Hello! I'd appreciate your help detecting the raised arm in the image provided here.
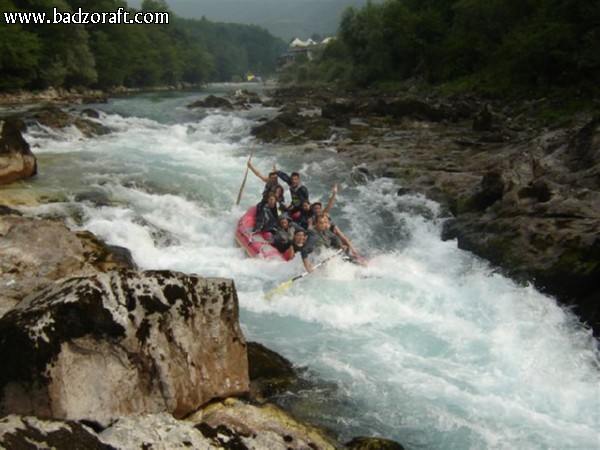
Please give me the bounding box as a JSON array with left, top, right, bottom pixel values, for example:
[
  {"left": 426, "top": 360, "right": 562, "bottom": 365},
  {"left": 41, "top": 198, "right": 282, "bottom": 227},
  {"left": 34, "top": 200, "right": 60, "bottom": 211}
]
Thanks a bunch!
[
  {"left": 248, "top": 160, "right": 268, "bottom": 183},
  {"left": 323, "top": 184, "right": 338, "bottom": 216},
  {"left": 277, "top": 170, "right": 291, "bottom": 186}
]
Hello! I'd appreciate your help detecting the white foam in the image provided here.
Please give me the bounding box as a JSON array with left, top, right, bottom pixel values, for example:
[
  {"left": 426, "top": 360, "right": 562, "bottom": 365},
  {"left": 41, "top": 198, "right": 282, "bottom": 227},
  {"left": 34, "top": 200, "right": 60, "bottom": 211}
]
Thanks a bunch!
[{"left": 19, "top": 90, "right": 598, "bottom": 450}]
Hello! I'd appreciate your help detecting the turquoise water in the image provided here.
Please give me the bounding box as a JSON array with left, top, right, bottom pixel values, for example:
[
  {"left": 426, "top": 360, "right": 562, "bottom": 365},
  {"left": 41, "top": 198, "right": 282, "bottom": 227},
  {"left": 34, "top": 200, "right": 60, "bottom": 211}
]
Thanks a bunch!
[{"left": 16, "top": 86, "right": 600, "bottom": 449}]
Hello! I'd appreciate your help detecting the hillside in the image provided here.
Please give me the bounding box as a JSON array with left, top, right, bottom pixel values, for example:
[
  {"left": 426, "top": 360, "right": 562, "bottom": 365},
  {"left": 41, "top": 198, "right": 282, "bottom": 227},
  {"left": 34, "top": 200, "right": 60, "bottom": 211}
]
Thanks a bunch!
[{"left": 128, "top": 0, "right": 380, "bottom": 40}]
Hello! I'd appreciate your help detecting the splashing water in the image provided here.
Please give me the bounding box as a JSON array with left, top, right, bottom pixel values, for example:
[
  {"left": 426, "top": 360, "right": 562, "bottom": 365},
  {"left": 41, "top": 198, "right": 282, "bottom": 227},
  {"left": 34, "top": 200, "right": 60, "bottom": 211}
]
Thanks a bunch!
[{"left": 12, "top": 88, "right": 599, "bottom": 449}]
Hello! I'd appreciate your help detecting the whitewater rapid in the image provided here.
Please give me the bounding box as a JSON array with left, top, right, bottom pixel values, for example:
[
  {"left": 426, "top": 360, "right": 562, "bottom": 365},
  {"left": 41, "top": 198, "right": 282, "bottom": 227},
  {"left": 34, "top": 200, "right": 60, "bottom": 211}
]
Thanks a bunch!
[{"left": 12, "top": 87, "right": 600, "bottom": 449}]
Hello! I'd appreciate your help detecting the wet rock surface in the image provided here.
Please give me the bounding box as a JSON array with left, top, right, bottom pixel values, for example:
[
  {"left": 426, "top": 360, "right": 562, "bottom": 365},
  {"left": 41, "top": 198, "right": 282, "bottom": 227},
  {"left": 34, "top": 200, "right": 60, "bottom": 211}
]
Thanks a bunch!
[
  {"left": 0, "top": 399, "right": 344, "bottom": 450},
  {"left": 0, "top": 117, "right": 37, "bottom": 185},
  {"left": 0, "top": 415, "right": 114, "bottom": 450},
  {"left": 1, "top": 86, "right": 590, "bottom": 447},
  {"left": 0, "top": 270, "right": 249, "bottom": 427},
  {"left": 188, "top": 94, "right": 233, "bottom": 110},
  {"left": 254, "top": 87, "right": 600, "bottom": 335},
  {"left": 0, "top": 215, "right": 134, "bottom": 318},
  {"left": 28, "top": 106, "right": 110, "bottom": 137},
  {"left": 0, "top": 207, "right": 403, "bottom": 449},
  {"left": 247, "top": 341, "right": 298, "bottom": 400}
]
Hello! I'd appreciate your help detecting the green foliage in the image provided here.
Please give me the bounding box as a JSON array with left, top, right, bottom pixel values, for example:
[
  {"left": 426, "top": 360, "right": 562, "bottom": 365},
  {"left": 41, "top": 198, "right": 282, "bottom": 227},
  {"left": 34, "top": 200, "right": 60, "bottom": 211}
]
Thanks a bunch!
[
  {"left": 0, "top": 0, "right": 285, "bottom": 92},
  {"left": 177, "top": 18, "right": 285, "bottom": 82},
  {"left": 0, "top": 21, "right": 41, "bottom": 89},
  {"left": 293, "top": 0, "right": 600, "bottom": 98}
]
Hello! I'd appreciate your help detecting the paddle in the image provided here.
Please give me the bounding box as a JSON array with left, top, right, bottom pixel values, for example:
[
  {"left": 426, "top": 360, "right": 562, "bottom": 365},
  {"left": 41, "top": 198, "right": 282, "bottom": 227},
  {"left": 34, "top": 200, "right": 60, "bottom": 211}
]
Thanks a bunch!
[
  {"left": 236, "top": 143, "right": 256, "bottom": 205},
  {"left": 265, "top": 248, "right": 344, "bottom": 299}
]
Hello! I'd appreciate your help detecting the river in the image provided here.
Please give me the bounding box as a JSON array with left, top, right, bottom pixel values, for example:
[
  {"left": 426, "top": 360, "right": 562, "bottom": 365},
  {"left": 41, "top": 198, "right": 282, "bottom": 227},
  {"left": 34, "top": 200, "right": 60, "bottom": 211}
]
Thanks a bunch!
[{"left": 13, "top": 86, "right": 600, "bottom": 449}]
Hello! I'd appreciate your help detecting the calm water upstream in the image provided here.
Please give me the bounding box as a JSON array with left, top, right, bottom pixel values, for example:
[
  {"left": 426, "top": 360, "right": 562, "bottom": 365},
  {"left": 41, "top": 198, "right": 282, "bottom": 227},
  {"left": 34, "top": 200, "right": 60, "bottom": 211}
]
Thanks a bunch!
[{"left": 10, "top": 86, "right": 599, "bottom": 449}]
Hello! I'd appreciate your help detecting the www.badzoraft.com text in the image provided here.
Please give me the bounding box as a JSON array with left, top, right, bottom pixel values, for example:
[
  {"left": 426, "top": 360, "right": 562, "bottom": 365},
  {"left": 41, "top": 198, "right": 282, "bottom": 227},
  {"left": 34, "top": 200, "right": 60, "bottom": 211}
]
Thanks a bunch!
[{"left": 3, "top": 7, "right": 169, "bottom": 25}]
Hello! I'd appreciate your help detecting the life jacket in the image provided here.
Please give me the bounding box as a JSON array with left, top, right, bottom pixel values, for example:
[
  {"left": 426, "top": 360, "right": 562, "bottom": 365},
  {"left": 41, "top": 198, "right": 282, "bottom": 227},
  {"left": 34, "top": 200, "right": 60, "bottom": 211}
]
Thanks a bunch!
[
  {"left": 296, "top": 209, "right": 313, "bottom": 229},
  {"left": 309, "top": 228, "right": 340, "bottom": 251},
  {"left": 254, "top": 204, "right": 278, "bottom": 233},
  {"left": 262, "top": 182, "right": 282, "bottom": 202},
  {"left": 289, "top": 185, "right": 309, "bottom": 211}
]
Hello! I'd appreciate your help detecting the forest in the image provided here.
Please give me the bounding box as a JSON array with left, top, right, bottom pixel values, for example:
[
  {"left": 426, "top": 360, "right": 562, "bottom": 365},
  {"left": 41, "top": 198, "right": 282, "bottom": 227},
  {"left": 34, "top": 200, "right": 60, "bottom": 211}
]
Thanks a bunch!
[
  {"left": 283, "top": 0, "right": 599, "bottom": 98},
  {"left": 2, "top": 0, "right": 598, "bottom": 99},
  {"left": 0, "top": 0, "right": 286, "bottom": 91}
]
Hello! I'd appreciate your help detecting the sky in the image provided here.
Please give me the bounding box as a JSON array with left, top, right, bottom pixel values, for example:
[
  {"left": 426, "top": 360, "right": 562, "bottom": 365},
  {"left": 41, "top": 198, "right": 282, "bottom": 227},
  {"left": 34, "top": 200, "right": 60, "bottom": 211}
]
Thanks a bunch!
[{"left": 127, "top": 0, "right": 377, "bottom": 40}]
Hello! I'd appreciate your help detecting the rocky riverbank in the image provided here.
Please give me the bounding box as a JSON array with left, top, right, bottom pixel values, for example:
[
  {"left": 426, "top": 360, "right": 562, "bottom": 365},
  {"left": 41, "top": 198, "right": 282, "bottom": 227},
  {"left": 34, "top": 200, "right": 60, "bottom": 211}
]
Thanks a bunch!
[
  {"left": 2, "top": 87, "right": 598, "bottom": 333},
  {"left": 251, "top": 86, "right": 599, "bottom": 337},
  {"left": 0, "top": 85, "right": 596, "bottom": 448},
  {"left": 0, "top": 211, "right": 403, "bottom": 449},
  {"left": 0, "top": 98, "right": 407, "bottom": 448}
]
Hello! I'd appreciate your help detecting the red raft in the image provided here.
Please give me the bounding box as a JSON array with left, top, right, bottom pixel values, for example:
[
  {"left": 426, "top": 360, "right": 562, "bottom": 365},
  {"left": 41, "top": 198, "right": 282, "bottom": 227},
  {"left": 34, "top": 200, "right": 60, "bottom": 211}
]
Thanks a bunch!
[{"left": 235, "top": 206, "right": 293, "bottom": 261}]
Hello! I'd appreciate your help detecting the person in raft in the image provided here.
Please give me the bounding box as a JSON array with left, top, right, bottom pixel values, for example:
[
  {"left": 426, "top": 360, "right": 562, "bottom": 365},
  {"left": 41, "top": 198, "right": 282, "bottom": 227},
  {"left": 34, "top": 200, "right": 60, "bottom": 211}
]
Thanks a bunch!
[
  {"left": 274, "top": 185, "right": 288, "bottom": 215},
  {"left": 295, "top": 199, "right": 314, "bottom": 230},
  {"left": 311, "top": 185, "right": 360, "bottom": 258},
  {"left": 253, "top": 192, "right": 279, "bottom": 234},
  {"left": 277, "top": 169, "right": 309, "bottom": 214},
  {"left": 305, "top": 184, "right": 338, "bottom": 230},
  {"left": 288, "top": 229, "right": 313, "bottom": 272},
  {"left": 299, "top": 214, "right": 347, "bottom": 272},
  {"left": 247, "top": 160, "right": 281, "bottom": 202},
  {"left": 272, "top": 213, "right": 305, "bottom": 253}
]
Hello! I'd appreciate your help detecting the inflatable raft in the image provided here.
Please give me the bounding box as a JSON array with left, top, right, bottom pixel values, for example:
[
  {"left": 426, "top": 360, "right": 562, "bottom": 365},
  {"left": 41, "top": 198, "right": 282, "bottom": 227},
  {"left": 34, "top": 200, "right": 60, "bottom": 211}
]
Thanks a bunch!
[{"left": 235, "top": 206, "right": 293, "bottom": 261}]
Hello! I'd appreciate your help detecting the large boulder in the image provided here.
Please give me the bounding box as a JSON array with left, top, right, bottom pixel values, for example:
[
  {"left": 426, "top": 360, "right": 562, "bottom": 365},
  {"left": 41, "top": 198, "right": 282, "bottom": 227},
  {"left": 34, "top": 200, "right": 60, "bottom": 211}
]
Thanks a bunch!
[
  {"left": 346, "top": 436, "right": 405, "bottom": 450},
  {"left": 0, "top": 415, "right": 112, "bottom": 450},
  {"left": 0, "top": 117, "right": 37, "bottom": 185},
  {"left": 188, "top": 95, "right": 233, "bottom": 110},
  {"left": 247, "top": 341, "right": 297, "bottom": 400},
  {"left": 251, "top": 117, "right": 292, "bottom": 142},
  {"left": 0, "top": 216, "right": 134, "bottom": 318},
  {"left": 0, "top": 399, "right": 341, "bottom": 449},
  {"left": 0, "top": 271, "right": 249, "bottom": 427},
  {"left": 190, "top": 398, "right": 339, "bottom": 449}
]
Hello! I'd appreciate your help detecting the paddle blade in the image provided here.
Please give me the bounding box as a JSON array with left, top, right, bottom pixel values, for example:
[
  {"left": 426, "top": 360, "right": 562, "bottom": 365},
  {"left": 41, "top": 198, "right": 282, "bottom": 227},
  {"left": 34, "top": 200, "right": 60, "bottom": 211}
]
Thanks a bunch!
[
  {"left": 236, "top": 146, "right": 255, "bottom": 205},
  {"left": 265, "top": 280, "right": 293, "bottom": 299},
  {"left": 236, "top": 169, "right": 249, "bottom": 205}
]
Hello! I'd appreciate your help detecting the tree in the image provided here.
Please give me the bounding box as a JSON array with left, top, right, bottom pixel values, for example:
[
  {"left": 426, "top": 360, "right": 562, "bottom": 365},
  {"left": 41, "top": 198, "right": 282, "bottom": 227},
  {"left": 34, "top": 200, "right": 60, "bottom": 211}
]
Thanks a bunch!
[
  {"left": 0, "top": 0, "right": 288, "bottom": 91},
  {"left": 0, "top": 23, "right": 41, "bottom": 90}
]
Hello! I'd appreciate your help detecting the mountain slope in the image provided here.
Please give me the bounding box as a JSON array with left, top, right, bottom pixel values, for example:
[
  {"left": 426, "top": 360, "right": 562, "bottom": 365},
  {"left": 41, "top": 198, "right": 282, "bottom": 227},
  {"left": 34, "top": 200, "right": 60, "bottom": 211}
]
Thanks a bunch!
[{"left": 128, "top": 0, "right": 378, "bottom": 40}]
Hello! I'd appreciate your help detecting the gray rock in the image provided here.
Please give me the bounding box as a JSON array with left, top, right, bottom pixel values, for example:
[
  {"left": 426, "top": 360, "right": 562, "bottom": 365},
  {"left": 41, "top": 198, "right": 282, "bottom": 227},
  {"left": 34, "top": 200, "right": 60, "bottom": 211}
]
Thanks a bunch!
[
  {"left": 29, "top": 106, "right": 109, "bottom": 137},
  {"left": 346, "top": 436, "right": 405, "bottom": 449},
  {"left": 0, "top": 415, "right": 113, "bottom": 450},
  {"left": 190, "top": 398, "right": 339, "bottom": 450},
  {"left": 188, "top": 95, "right": 233, "bottom": 110},
  {"left": 0, "top": 117, "right": 37, "bottom": 185},
  {"left": 11, "top": 398, "right": 341, "bottom": 449},
  {"left": 0, "top": 271, "right": 249, "bottom": 427},
  {"left": 0, "top": 216, "right": 133, "bottom": 319}
]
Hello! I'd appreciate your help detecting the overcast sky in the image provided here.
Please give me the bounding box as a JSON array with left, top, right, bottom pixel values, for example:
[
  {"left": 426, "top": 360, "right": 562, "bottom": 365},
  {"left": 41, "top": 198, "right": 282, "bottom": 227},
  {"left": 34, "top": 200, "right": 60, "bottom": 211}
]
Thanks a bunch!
[{"left": 127, "top": 0, "right": 376, "bottom": 40}]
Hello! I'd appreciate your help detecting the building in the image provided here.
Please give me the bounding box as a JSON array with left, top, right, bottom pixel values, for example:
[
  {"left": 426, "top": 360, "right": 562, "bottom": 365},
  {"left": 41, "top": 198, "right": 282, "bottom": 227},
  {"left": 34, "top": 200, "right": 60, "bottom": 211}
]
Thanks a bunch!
[{"left": 277, "top": 37, "right": 336, "bottom": 69}]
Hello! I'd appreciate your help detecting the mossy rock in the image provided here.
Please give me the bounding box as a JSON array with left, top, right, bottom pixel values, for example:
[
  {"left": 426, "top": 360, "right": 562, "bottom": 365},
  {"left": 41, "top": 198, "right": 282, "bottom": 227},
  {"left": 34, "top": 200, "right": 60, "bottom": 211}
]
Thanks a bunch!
[
  {"left": 303, "top": 123, "right": 331, "bottom": 141},
  {"left": 247, "top": 342, "right": 297, "bottom": 400},
  {"left": 76, "top": 231, "right": 137, "bottom": 272},
  {"left": 30, "top": 107, "right": 108, "bottom": 137},
  {"left": 345, "top": 436, "right": 405, "bottom": 450},
  {"left": 187, "top": 95, "right": 233, "bottom": 110},
  {"left": 251, "top": 119, "right": 292, "bottom": 142}
]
